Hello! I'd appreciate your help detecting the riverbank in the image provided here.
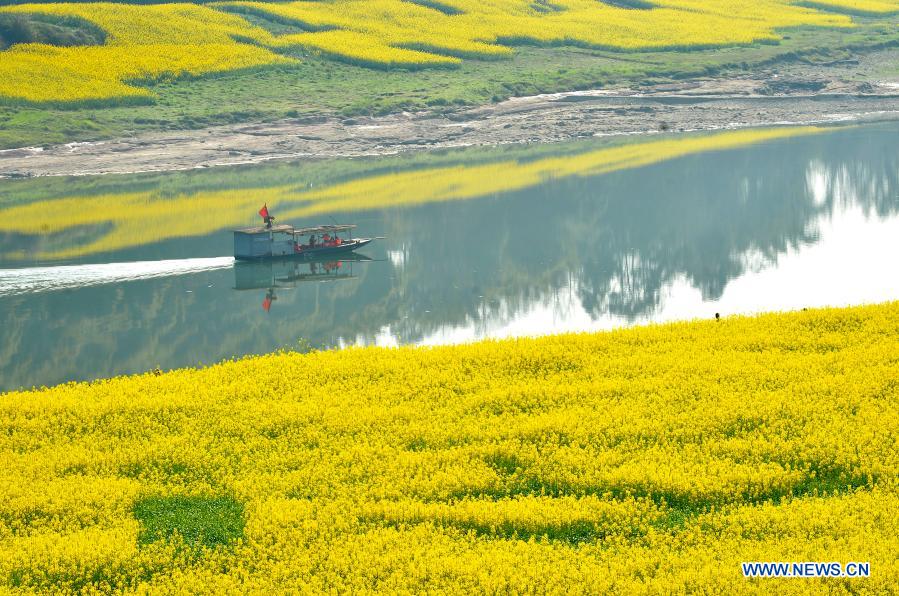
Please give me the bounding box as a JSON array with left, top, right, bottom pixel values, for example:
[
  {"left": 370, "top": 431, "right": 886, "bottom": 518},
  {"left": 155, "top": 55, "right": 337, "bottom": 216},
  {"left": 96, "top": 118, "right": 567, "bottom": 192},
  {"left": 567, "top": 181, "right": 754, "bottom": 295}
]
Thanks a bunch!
[
  {"left": 3, "top": 73, "right": 899, "bottom": 179},
  {"left": 2, "top": 301, "right": 897, "bottom": 592},
  {"left": 2, "top": 39, "right": 899, "bottom": 178}
]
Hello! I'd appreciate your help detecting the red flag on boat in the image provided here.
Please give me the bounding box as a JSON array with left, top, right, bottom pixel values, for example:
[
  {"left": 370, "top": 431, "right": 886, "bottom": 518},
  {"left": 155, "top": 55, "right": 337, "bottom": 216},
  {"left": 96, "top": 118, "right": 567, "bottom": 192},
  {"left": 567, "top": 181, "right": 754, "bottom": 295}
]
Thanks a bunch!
[{"left": 259, "top": 204, "right": 269, "bottom": 219}]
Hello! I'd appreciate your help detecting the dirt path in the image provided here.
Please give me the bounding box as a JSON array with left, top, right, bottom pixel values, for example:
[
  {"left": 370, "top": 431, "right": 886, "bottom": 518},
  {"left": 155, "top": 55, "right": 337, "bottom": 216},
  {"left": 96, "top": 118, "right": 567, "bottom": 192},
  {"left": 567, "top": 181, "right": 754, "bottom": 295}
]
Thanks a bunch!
[{"left": 3, "top": 74, "right": 899, "bottom": 179}]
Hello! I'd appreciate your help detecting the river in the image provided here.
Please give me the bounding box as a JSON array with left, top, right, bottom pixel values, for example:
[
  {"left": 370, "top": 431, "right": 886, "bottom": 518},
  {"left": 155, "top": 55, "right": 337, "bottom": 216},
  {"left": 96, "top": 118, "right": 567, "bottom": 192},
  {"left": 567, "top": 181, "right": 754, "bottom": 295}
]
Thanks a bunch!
[{"left": 1, "top": 123, "right": 897, "bottom": 390}]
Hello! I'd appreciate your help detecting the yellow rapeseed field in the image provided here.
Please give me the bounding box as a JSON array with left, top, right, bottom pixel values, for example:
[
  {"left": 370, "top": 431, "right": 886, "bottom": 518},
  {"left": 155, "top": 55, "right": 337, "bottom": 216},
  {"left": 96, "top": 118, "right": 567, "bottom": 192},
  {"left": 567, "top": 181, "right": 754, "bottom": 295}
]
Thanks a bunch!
[
  {"left": 229, "top": 0, "right": 853, "bottom": 66},
  {"left": 0, "top": 3, "right": 290, "bottom": 103},
  {"left": 1, "top": 302, "right": 897, "bottom": 592},
  {"left": 1, "top": 0, "right": 891, "bottom": 103},
  {"left": 0, "top": 126, "right": 821, "bottom": 259}
]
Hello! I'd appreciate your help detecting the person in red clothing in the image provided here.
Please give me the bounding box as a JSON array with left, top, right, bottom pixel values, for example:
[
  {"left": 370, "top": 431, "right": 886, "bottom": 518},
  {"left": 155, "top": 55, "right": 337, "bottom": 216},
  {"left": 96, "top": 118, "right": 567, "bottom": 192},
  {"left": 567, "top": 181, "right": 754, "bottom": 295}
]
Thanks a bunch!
[{"left": 259, "top": 204, "right": 274, "bottom": 229}]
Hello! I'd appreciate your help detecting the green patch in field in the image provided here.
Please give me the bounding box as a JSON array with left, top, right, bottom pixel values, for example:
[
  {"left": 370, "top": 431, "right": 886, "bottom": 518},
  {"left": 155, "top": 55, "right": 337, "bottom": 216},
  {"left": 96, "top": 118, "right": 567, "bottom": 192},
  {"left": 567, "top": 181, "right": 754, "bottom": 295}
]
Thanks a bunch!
[
  {"left": 448, "top": 457, "right": 880, "bottom": 513},
  {"left": 133, "top": 494, "right": 245, "bottom": 551},
  {"left": 5, "top": 565, "right": 148, "bottom": 594},
  {"left": 464, "top": 517, "right": 640, "bottom": 544},
  {"left": 405, "top": 437, "right": 430, "bottom": 452},
  {"left": 796, "top": 1, "right": 899, "bottom": 17},
  {"left": 789, "top": 466, "right": 877, "bottom": 499},
  {"left": 484, "top": 452, "right": 525, "bottom": 476},
  {"left": 599, "top": 0, "right": 655, "bottom": 9},
  {"left": 405, "top": 0, "right": 464, "bottom": 15},
  {"left": 375, "top": 515, "right": 622, "bottom": 545},
  {"left": 0, "top": 12, "right": 105, "bottom": 50},
  {"left": 530, "top": 0, "right": 566, "bottom": 13},
  {"left": 652, "top": 506, "right": 693, "bottom": 533},
  {"left": 216, "top": 4, "right": 328, "bottom": 35},
  {"left": 118, "top": 460, "right": 219, "bottom": 487}
]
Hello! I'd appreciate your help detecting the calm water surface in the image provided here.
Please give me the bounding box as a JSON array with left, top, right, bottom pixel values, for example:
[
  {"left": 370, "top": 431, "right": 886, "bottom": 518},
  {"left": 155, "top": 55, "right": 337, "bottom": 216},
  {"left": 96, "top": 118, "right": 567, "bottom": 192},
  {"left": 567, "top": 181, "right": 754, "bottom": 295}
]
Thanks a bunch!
[{"left": 1, "top": 123, "right": 898, "bottom": 390}]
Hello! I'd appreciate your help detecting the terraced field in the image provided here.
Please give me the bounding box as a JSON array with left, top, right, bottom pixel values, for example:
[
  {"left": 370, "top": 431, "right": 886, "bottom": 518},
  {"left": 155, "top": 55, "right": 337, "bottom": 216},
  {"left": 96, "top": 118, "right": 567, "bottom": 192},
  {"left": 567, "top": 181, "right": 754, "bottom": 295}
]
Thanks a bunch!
[
  {"left": 1, "top": 0, "right": 897, "bottom": 103},
  {"left": 0, "top": 0, "right": 897, "bottom": 150},
  {"left": 0, "top": 3, "right": 292, "bottom": 103},
  {"left": 1, "top": 302, "right": 897, "bottom": 592}
]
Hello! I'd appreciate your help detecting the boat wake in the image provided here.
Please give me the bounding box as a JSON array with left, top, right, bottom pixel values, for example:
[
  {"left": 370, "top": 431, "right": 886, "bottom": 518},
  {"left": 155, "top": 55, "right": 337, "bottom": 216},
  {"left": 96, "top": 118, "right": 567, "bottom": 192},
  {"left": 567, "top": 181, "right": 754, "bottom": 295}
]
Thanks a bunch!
[{"left": 0, "top": 256, "right": 234, "bottom": 297}]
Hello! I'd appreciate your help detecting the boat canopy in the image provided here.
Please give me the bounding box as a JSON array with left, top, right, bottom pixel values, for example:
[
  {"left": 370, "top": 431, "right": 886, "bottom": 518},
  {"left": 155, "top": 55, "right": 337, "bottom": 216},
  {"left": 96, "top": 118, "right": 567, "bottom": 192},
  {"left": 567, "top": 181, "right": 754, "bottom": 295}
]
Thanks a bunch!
[
  {"left": 233, "top": 224, "right": 356, "bottom": 236},
  {"left": 234, "top": 224, "right": 295, "bottom": 235},
  {"left": 293, "top": 224, "right": 356, "bottom": 236}
]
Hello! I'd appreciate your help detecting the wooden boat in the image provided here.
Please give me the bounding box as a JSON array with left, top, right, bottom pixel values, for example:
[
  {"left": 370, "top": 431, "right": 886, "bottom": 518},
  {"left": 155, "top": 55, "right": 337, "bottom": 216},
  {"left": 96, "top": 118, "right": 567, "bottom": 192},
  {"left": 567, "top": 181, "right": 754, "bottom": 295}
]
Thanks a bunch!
[{"left": 233, "top": 223, "right": 375, "bottom": 261}]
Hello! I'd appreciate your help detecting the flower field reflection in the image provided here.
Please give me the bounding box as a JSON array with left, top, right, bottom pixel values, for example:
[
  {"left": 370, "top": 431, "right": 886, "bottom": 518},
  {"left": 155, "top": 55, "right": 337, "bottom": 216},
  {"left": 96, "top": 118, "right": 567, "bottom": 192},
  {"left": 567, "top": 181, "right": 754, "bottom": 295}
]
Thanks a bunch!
[{"left": 0, "top": 127, "right": 820, "bottom": 260}]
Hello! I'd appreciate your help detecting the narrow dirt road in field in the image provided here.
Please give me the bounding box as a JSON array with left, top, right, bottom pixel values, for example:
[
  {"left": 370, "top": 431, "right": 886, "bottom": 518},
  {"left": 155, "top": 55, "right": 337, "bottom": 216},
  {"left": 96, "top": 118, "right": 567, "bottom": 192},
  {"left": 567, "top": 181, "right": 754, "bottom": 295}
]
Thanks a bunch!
[{"left": 3, "top": 72, "right": 899, "bottom": 178}]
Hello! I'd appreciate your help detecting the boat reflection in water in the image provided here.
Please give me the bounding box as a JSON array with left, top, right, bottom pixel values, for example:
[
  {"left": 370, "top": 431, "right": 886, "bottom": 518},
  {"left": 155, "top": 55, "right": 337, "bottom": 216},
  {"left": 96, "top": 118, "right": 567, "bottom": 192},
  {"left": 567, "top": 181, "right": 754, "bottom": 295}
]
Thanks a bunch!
[{"left": 233, "top": 254, "right": 374, "bottom": 312}]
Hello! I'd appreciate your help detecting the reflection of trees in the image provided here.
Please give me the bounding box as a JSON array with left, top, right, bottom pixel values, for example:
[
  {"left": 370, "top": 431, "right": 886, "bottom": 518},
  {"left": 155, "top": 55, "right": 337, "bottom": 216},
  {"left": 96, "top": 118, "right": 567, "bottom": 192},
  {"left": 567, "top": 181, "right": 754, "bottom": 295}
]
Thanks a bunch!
[
  {"left": 575, "top": 129, "right": 899, "bottom": 317},
  {"left": 2, "top": 126, "right": 898, "bottom": 389},
  {"left": 573, "top": 146, "right": 830, "bottom": 315},
  {"left": 385, "top": 126, "right": 899, "bottom": 329}
]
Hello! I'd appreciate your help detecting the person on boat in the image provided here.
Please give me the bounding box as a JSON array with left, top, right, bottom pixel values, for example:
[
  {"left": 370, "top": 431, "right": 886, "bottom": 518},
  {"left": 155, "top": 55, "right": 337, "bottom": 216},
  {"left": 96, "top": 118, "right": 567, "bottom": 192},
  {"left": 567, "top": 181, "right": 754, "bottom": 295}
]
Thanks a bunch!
[
  {"left": 323, "top": 233, "right": 331, "bottom": 245},
  {"left": 309, "top": 234, "right": 316, "bottom": 248},
  {"left": 259, "top": 204, "right": 274, "bottom": 229}
]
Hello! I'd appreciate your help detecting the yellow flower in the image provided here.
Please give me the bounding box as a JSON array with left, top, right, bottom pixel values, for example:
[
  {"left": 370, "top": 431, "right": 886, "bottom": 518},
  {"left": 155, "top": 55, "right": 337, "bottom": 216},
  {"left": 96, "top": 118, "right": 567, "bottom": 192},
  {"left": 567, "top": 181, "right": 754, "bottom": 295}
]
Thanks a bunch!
[{"left": 1, "top": 302, "right": 897, "bottom": 591}]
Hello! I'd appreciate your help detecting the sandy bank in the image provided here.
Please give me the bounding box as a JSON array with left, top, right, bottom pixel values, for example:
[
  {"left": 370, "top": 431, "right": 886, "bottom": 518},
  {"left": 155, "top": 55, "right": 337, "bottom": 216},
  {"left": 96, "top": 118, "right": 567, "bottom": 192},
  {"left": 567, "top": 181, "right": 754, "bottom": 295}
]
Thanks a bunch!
[{"left": 2, "top": 74, "right": 899, "bottom": 179}]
